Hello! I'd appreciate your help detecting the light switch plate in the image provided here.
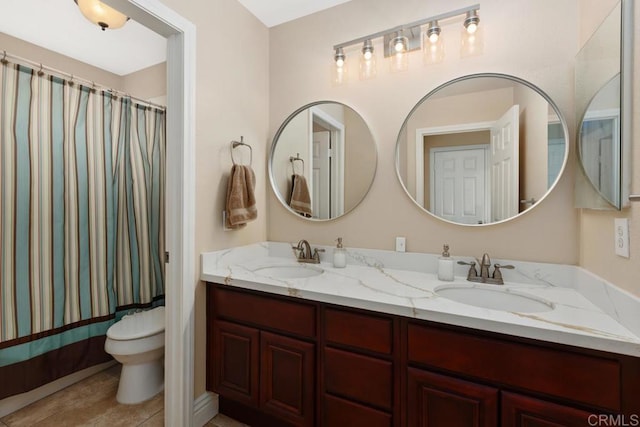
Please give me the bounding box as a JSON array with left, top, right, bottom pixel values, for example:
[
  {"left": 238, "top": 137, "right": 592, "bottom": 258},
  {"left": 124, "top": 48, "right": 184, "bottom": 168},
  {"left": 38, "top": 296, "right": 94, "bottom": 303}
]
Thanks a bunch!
[
  {"left": 614, "top": 218, "right": 630, "bottom": 258},
  {"left": 395, "top": 237, "right": 406, "bottom": 252}
]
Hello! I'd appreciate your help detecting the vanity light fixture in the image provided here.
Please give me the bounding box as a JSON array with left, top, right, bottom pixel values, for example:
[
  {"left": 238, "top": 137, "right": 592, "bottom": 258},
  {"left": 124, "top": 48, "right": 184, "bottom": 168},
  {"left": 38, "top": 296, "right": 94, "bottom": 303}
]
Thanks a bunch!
[
  {"left": 359, "top": 39, "right": 377, "bottom": 80},
  {"left": 331, "top": 4, "right": 480, "bottom": 79},
  {"left": 426, "top": 21, "right": 441, "bottom": 44},
  {"left": 333, "top": 47, "right": 348, "bottom": 85},
  {"left": 464, "top": 9, "right": 480, "bottom": 34},
  {"left": 334, "top": 47, "right": 346, "bottom": 68},
  {"left": 392, "top": 32, "right": 408, "bottom": 53},
  {"left": 74, "top": 0, "right": 129, "bottom": 31},
  {"left": 362, "top": 39, "right": 374, "bottom": 60}
]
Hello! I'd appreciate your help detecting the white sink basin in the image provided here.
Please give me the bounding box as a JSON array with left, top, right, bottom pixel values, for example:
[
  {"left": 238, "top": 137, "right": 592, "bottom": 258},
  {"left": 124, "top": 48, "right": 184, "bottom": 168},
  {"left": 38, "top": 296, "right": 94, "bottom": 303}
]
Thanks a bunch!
[
  {"left": 435, "top": 284, "right": 554, "bottom": 313},
  {"left": 253, "top": 264, "right": 324, "bottom": 279}
]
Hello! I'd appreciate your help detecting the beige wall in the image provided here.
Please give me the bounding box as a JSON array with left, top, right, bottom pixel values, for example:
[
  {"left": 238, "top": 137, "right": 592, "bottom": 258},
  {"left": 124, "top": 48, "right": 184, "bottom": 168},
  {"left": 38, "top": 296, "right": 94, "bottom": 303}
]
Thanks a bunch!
[
  {"left": 158, "top": 0, "right": 269, "bottom": 397},
  {"left": 578, "top": 1, "right": 640, "bottom": 297},
  {"left": 0, "top": 32, "right": 124, "bottom": 92},
  {"left": 122, "top": 62, "right": 166, "bottom": 101},
  {"left": 268, "top": 0, "right": 579, "bottom": 264},
  {"left": 344, "top": 107, "right": 377, "bottom": 211}
]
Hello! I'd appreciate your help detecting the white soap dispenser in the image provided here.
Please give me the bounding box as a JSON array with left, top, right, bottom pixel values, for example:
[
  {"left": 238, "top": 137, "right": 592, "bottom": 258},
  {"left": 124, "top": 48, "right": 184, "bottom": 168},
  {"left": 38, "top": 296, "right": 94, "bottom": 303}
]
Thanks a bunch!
[
  {"left": 333, "top": 237, "right": 347, "bottom": 268},
  {"left": 438, "top": 244, "right": 454, "bottom": 281}
]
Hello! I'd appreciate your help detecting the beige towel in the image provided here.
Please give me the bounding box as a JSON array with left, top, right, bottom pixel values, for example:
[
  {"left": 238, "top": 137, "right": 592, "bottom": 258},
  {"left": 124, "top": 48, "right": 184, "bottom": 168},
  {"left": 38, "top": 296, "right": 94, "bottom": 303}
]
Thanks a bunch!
[
  {"left": 289, "top": 174, "right": 312, "bottom": 217},
  {"left": 225, "top": 165, "right": 257, "bottom": 228}
]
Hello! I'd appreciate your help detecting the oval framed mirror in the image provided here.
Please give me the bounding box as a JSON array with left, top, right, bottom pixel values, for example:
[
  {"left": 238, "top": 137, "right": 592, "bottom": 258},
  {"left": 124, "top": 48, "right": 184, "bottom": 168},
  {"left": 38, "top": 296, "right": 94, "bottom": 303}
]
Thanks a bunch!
[
  {"left": 395, "top": 73, "right": 569, "bottom": 226},
  {"left": 575, "top": 0, "right": 632, "bottom": 210},
  {"left": 269, "top": 101, "right": 377, "bottom": 220}
]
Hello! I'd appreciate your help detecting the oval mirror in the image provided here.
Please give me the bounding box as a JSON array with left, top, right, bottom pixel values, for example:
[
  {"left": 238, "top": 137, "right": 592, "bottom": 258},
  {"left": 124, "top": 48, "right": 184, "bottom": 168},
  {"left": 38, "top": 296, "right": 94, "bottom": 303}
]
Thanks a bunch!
[
  {"left": 395, "top": 73, "right": 568, "bottom": 226},
  {"left": 269, "top": 102, "right": 377, "bottom": 220},
  {"left": 578, "top": 74, "right": 621, "bottom": 207},
  {"left": 575, "top": 0, "right": 631, "bottom": 210}
]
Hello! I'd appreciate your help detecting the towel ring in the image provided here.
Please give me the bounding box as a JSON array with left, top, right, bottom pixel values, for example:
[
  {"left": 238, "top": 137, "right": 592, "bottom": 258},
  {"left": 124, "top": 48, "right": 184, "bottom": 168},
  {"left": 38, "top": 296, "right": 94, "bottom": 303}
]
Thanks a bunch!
[
  {"left": 289, "top": 153, "right": 305, "bottom": 175},
  {"left": 230, "top": 136, "right": 252, "bottom": 166}
]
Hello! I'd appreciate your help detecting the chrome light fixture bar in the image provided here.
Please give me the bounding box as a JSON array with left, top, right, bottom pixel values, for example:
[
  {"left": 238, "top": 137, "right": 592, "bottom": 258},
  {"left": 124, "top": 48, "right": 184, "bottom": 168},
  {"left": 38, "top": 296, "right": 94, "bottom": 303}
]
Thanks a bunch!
[{"left": 333, "top": 4, "right": 480, "bottom": 58}]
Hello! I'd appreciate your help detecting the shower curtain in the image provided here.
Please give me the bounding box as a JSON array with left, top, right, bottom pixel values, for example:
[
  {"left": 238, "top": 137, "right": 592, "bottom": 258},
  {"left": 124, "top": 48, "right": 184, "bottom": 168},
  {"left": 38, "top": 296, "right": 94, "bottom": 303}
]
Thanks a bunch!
[{"left": 0, "top": 62, "right": 165, "bottom": 399}]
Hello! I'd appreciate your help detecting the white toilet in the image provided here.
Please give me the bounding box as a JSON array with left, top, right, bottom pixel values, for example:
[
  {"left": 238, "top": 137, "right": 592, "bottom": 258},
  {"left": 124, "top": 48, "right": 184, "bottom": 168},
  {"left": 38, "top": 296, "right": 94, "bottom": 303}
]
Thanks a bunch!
[{"left": 104, "top": 305, "right": 165, "bottom": 404}]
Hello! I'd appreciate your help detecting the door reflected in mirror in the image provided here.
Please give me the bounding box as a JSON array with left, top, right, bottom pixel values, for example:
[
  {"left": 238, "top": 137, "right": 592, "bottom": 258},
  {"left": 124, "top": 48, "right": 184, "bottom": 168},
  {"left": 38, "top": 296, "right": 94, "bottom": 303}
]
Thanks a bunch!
[
  {"left": 269, "top": 102, "right": 377, "bottom": 220},
  {"left": 396, "top": 73, "right": 568, "bottom": 226}
]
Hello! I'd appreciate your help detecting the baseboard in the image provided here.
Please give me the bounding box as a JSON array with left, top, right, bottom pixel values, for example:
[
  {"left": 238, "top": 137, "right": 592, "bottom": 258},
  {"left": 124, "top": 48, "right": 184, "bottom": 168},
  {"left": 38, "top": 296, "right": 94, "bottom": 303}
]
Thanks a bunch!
[
  {"left": 193, "top": 391, "right": 219, "bottom": 427},
  {"left": 0, "top": 360, "right": 117, "bottom": 418}
]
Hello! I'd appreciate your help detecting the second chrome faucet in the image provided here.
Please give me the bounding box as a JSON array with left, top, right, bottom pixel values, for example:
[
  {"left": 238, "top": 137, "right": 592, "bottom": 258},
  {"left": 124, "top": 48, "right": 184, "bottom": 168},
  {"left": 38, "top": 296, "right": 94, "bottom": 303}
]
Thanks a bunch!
[{"left": 457, "top": 253, "right": 514, "bottom": 285}]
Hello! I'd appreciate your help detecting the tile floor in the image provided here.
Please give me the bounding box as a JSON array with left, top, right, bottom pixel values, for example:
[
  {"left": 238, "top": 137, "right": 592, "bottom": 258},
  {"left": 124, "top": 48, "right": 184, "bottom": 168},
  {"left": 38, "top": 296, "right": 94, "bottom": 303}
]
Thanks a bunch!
[{"left": 0, "top": 365, "right": 247, "bottom": 427}]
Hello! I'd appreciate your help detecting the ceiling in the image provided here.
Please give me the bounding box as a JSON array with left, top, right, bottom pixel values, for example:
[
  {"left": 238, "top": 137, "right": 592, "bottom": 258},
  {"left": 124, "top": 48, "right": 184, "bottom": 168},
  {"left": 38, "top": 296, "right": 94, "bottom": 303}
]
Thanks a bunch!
[{"left": 0, "top": 0, "right": 352, "bottom": 76}]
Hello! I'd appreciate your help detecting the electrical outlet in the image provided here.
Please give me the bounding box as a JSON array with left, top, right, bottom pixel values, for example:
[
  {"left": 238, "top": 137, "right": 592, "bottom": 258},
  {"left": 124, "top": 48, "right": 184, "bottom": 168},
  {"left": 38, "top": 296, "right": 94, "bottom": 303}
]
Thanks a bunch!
[
  {"left": 395, "top": 237, "right": 406, "bottom": 252},
  {"left": 614, "top": 218, "right": 630, "bottom": 258}
]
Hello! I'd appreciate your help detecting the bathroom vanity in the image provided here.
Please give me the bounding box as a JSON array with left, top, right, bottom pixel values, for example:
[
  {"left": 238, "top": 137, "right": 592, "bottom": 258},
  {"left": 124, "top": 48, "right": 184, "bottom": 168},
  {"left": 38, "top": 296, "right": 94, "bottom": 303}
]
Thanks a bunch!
[{"left": 202, "top": 243, "right": 640, "bottom": 427}]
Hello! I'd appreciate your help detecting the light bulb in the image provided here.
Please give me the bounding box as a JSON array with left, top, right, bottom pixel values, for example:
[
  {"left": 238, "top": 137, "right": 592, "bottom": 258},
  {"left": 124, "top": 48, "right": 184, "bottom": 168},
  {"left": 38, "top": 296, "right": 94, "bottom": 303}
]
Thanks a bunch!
[
  {"left": 394, "top": 40, "right": 404, "bottom": 52},
  {"left": 334, "top": 47, "right": 346, "bottom": 68},
  {"left": 362, "top": 40, "right": 374, "bottom": 61},
  {"left": 429, "top": 32, "right": 439, "bottom": 43},
  {"left": 464, "top": 10, "right": 480, "bottom": 35}
]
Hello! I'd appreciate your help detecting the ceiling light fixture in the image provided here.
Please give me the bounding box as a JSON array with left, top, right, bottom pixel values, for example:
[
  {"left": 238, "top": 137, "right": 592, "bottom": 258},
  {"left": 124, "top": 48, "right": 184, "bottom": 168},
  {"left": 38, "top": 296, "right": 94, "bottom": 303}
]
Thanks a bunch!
[
  {"left": 74, "top": 0, "right": 129, "bottom": 31},
  {"left": 464, "top": 9, "right": 480, "bottom": 34}
]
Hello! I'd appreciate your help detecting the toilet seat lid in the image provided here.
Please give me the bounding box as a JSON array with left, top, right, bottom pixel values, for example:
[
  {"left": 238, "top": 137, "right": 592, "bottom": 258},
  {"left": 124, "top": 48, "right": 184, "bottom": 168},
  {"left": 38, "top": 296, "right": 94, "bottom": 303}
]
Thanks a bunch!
[{"left": 107, "top": 306, "right": 165, "bottom": 340}]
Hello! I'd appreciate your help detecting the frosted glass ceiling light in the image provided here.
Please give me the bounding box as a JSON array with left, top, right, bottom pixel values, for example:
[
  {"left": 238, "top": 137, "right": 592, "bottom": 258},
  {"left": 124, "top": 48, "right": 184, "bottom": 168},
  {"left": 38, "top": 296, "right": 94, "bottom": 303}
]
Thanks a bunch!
[
  {"left": 464, "top": 9, "right": 480, "bottom": 34},
  {"left": 426, "top": 21, "right": 441, "bottom": 44},
  {"left": 75, "top": 0, "right": 129, "bottom": 31}
]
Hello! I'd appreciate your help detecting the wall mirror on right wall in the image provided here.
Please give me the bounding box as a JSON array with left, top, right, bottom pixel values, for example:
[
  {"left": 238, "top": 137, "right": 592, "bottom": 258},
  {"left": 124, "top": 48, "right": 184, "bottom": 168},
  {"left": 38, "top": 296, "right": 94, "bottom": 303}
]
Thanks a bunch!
[
  {"left": 395, "top": 73, "right": 568, "bottom": 226},
  {"left": 575, "top": 0, "right": 632, "bottom": 209}
]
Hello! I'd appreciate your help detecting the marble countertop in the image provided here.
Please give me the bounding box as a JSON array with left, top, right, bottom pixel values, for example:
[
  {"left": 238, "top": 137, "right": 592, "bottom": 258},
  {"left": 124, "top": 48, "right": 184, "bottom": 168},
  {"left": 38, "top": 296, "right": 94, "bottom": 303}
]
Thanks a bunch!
[{"left": 201, "top": 242, "right": 640, "bottom": 357}]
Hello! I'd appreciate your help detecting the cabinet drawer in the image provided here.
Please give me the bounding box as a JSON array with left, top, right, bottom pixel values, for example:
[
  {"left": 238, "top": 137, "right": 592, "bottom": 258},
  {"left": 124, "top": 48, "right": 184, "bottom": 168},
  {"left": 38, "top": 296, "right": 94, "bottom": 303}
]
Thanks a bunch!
[
  {"left": 324, "top": 394, "right": 392, "bottom": 427},
  {"left": 324, "top": 347, "right": 393, "bottom": 410},
  {"left": 213, "top": 286, "right": 316, "bottom": 338},
  {"left": 408, "top": 323, "right": 621, "bottom": 411},
  {"left": 324, "top": 307, "right": 393, "bottom": 355}
]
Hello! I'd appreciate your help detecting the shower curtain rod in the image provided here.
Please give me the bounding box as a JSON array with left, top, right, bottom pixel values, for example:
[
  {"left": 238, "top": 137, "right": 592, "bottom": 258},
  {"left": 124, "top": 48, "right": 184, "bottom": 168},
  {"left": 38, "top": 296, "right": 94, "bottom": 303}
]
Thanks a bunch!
[{"left": 1, "top": 50, "right": 166, "bottom": 111}]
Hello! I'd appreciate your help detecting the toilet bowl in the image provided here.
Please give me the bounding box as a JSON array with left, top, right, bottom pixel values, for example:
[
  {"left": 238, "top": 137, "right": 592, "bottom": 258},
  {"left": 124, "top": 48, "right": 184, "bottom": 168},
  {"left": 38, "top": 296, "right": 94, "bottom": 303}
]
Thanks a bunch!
[{"left": 104, "top": 305, "right": 165, "bottom": 404}]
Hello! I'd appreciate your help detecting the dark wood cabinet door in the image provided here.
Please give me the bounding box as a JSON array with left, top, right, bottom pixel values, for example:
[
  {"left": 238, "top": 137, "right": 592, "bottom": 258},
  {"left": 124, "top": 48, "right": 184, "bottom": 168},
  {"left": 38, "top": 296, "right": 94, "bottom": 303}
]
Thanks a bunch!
[
  {"left": 502, "top": 391, "right": 595, "bottom": 427},
  {"left": 212, "top": 320, "right": 260, "bottom": 406},
  {"left": 260, "top": 331, "right": 315, "bottom": 427},
  {"left": 407, "top": 368, "right": 498, "bottom": 427}
]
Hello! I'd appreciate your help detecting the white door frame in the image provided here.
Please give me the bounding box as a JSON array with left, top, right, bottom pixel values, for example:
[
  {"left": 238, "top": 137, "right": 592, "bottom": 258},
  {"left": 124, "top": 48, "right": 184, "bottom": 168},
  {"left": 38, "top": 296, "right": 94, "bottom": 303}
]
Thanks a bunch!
[
  {"left": 309, "top": 107, "right": 345, "bottom": 217},
  {"left": 103, "top": 1, "right": 196, "bottom": 425},
  {"left": 415, "top": 121, "right": 493, "bottom": 206}
]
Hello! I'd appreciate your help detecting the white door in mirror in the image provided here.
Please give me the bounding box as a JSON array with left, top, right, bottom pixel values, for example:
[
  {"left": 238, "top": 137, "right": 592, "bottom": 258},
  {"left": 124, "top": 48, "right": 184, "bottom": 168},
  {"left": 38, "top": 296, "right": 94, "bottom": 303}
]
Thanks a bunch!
[{"left": 615, "top": 218, "right": 630, "bottom": 258}]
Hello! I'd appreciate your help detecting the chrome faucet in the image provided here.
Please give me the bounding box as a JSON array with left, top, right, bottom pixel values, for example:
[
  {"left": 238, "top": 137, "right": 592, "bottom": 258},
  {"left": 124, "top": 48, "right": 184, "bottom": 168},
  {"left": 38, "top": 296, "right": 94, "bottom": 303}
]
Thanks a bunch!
[
  {"left": 457, "top": 253, "right": 515, "bottom": 285},
  {"left": 292, "top": 239, "right": 325, "bottom": 264}
]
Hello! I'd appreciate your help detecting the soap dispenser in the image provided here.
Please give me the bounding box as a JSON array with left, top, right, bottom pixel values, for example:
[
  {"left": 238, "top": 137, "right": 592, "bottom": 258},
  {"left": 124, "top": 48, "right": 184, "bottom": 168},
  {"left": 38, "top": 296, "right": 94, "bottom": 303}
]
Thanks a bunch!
[
  {"left": 438, "top": 244, "right": 454, "bottom": 281},
  {"left": 333, "top": 237, "right": 347, "bottom": 268}
]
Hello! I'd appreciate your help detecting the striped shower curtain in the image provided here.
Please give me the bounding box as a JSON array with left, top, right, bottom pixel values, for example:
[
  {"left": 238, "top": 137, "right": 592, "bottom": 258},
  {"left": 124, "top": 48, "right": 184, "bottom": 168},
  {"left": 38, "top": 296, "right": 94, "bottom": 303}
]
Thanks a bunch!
[{"left": 0, "top": 62, "right": 165, "bottom": 399}]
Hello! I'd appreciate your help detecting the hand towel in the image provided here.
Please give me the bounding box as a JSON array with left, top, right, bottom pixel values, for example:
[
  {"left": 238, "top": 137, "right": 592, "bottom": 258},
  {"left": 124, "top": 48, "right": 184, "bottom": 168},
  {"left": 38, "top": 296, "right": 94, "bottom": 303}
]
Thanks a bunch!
[
  {"left": 225, "top": 165, "right": 257, "bottom": 228},
  {"left": 289, "top": 174, "right": 312, "bottom": 217}
]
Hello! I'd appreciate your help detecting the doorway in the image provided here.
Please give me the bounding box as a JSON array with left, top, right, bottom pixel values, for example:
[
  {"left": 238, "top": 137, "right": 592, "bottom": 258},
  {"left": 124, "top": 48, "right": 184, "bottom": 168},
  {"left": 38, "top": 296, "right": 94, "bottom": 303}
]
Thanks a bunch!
[{"left": 103, "top": 0, "right": 196, "bottom": 424}]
